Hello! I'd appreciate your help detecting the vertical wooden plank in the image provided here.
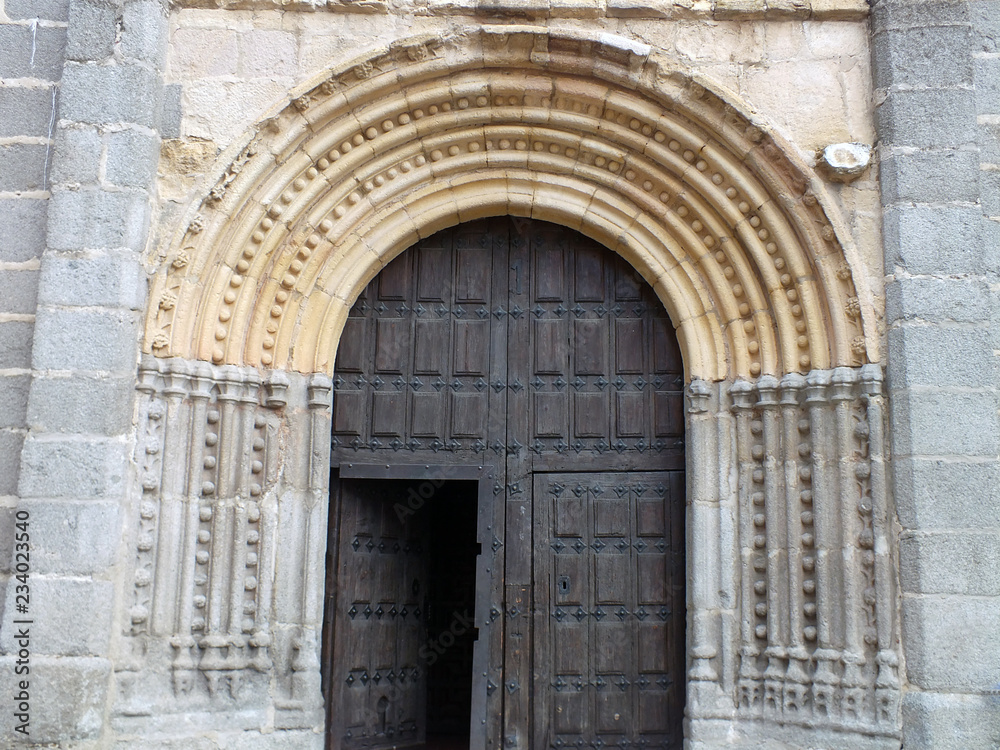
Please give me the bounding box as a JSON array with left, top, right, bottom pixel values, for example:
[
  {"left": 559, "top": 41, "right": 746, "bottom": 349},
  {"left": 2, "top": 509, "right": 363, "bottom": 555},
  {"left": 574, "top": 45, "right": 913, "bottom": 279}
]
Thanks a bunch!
[
  {"left": 374, "top": 318, "right": 407, "bottom": 373},
  {"left": 416, "top": 245, "right": 449, "bottom": 301},
  {"left": 615, "top": 391, "right": 645, "bottom": 437},
  {"left": 652, "top": 317, "right": 682, "bottom": 373},
  {"left": 378, "top": 253, "right": 410, "bottom": 300},
  {"left": 372, "top": 392, "right": 405, "bottom": 436},
  {"left": 534, "top": 244, "right": 565, "bottom": 301},
  {"left": 451, "top": 392, "right": 487, "bottom": 438},
  {"left": 533, "top": 319, "right": 565, "bottom": 374},
  {"left": 533, "top": 392, "right": 565, "bottom": 439},
  {"left": 574, "top": 244, "right": 605, "bottom": 301},
  {"left": 574, "top": 392, "right": 608, "bottom": 438},
  {"left": 573, "top": 320, "right": 607, "bottom": 375},
  {"left": 505, "top": 217, "right": 533, "bottom": 749},
  {"left": 503, "top": 583, "right": 531, "bottom": 749},
  {"left": 614, "top": 318, "right": 644, "bottom": 373},
  {"left": 410, "top": 392, "right": 443, "bottom": 438},
  {"left": 454, "top": 320, "right": 489, "bottom": 375},
  {"left": 614, "top": 264, "right": 642, "bottom": 300},
  {"left": 456, "top": 245, "right": 491, "bottom": 303},
  {"left": 413, "top": 320, "right": 447, "bottom": 374},
  {"left": 336, "top": 317, "right": 367, "bottom": 372}
]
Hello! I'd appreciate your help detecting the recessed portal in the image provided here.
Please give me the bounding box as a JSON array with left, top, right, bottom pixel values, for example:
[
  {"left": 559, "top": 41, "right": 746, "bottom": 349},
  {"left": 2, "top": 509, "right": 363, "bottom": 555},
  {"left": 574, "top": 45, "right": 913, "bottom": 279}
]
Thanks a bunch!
[
  {"left": 325, "top": 217, "right": 687, "bottom": 750},
  {"left": 322, "top": 477, "right": 479, "bottom": 750}
]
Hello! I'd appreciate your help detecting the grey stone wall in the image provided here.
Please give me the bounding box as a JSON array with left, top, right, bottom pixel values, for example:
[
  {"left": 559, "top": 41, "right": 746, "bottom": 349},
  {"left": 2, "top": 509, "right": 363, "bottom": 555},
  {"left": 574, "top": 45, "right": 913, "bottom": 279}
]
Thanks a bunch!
[
  {"left": 0, "top": 0, "right": 167, "bottom": 745},
  {"left": 873, "top": 0, "right": 1000, "bottom": 747},
  {"left": 0, "top": 0, "right": 68, "bottom": 724},
  {"left": 0, "top": 0, "right": 66, "bottom": 516}
]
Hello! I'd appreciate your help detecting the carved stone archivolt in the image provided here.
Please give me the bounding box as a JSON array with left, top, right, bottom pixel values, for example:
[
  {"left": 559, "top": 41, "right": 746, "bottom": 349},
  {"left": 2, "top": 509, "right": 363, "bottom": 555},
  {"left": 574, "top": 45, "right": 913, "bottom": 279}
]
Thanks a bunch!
[
  {"left": 124, "top": 25, "right": 901, "bottom": 750},
  {"left": 145, "top": 26, "right": 876, "bottom": 382}
]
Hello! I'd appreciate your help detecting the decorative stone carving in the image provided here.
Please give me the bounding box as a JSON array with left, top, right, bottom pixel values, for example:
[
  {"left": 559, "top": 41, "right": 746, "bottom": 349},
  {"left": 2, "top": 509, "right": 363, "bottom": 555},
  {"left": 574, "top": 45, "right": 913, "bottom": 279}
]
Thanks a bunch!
[
  {"left": 146, "top": 27, "right": 875, "bottom": 381},
  {"left": 681, "top": 367, "right": 901, "bottom": 746},
  {"left": 126, "top": 357, "right": 295, "bottom": 707},
  {"left": 121, "top": 352, "right": 900, "bottom": 748},
  {"left": 126, "top": 27, "right": 897, "bottom": 750}
]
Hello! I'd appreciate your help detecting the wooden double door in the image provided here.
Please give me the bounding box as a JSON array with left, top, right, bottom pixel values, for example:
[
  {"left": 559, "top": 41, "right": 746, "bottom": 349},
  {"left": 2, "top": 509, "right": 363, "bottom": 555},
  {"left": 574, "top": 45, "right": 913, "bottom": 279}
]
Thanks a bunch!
[{"left": 323, "top": 218, "right": 686, "bottom": 750}]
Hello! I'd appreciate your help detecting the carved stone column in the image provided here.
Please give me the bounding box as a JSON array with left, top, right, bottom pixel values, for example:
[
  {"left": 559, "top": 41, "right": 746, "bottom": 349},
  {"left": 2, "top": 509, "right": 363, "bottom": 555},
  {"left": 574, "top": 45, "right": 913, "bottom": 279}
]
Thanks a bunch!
[
  {"left": 687, "top": 378, "right": 732, "bottom": 720},
  {"left": 730, "top": 379, "right": 761, "bottom": 712},
  {"left": 693, "top": 367, "right": 902, "bottom": 749}
]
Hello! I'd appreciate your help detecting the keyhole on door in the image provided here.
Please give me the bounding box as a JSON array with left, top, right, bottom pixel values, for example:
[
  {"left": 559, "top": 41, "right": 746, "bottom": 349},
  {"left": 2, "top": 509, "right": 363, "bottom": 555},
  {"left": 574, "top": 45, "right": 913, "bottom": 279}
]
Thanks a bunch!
[
  {"left": 557, "top": 575, "right": 570, "bottom": 594},
  {"left": 377, "top": 695, "right": 389, "bottom": 734},
  {"left": 512, "top": 260, "right": 523, "bottom": 294}
]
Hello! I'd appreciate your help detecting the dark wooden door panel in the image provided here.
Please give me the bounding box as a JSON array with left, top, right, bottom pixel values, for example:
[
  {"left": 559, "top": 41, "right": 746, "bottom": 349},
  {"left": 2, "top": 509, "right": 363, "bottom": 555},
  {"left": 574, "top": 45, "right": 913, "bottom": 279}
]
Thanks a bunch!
[
  {"left": 332, "top": 220, "right": 508, "bottom": 460},
  {"left": 328, "top": 479, "right": 428, "bottom": 749},
  {"left": 532, "top": 472, "right": 685, "bottom": 750},
  {"left": 331, "top": 219, "right": 684, "bottom": 471},
  {"left": 327, "top": 218, "right": 686, "bottom": 750}
]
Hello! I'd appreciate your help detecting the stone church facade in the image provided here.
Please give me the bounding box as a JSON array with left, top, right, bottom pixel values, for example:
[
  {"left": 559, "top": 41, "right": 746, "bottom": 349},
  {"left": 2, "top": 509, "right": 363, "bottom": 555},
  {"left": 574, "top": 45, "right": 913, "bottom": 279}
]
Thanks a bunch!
[{"left": 0, "top": 0, "right": 998, "bottom": 748}]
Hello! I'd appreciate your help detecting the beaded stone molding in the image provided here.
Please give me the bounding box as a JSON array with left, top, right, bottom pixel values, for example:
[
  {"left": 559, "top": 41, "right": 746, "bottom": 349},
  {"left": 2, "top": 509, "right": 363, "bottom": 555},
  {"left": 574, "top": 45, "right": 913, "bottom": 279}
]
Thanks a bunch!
[{"left": 146, "top": 26, "right": 876, "bottom": 382}]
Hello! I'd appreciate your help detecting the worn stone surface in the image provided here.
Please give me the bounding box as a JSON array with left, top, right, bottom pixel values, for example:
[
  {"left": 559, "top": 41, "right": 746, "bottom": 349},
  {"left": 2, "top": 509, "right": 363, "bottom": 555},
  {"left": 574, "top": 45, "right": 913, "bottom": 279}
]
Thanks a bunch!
[
  {"left": 0, "top": 86, "right": 58, "bottom": 139},
  {"left": 26, "top": 374, "right": 135, "bottom": 434},
  {"left": 0, "top": 321, "right": 35, "bottom": 370},
  {"left": 902, "top": 692, "right": 1000, "bottom": 750},
  {"left": 892, "top": 456, "right": 1000, "bottom": 530},
  {"left": 902, "top": 595, "right": 1000, "bottom": 691},
  {"left": 0, "top": 578, "right": 114, "bottom": 656},
  {"left": 874, "top": 1, "right": 1000, "bottom": 746},
  {"left": 18, "top": 436, "right": 130, "bottom": 500},
  {"left": 1, "top": 0, "right": 999, "bottom": 747},
  {"left": 0, "top": 656, "right": 111, "bottom": 743},
  {"left": 0, "top": 199, "right": 48, "bottom": 263},
  {"left": 900, "top": 532, "right": 1000, "bottom": 596},
  {"left": 31, "top": 307, "right": 141, "bottom": 371},
  {"left": 0, "top": 430, "right": 26, "bottom": 496},
  {"left": 0, "top": 270, "right": 39, "bottom": 315},
  {"left": 47, "top": 189, "right": 152, "bottom": 252},
  {"left": 0, "top": 499, "right": 121, "bottom": 575},
  {"left": 37, "top": 250, "right": 147, "bottom": 310}
]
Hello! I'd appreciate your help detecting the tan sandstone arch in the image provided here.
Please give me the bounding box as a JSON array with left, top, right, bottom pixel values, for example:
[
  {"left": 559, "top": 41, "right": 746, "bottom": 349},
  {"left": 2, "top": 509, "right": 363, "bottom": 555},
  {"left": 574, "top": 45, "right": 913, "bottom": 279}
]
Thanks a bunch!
[{"left": 146, "top": 26, "right": 875, "bottom": 382}]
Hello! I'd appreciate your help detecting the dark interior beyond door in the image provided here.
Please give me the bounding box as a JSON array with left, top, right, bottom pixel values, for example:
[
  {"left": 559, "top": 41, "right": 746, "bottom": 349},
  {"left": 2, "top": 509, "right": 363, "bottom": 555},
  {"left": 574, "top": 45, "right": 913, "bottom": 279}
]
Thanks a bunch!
[
  {"left": 324, "top": 478, "right": 479, "bottom": 749},
  {"left": 323, "top": 218, "right": 686, "bottom": 750}
]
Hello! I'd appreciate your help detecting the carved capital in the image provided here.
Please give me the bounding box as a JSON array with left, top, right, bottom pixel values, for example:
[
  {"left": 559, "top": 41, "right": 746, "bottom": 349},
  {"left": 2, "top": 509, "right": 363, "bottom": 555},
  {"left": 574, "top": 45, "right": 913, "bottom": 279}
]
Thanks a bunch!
[
  {"left": 216, "top": 365, "right": 246, "bottom": 402},
  {"left": 190, "top": 362, "right": 215, "bottom": 401},
  {"left": 778, "top": 372, "right": 806, "bottom": 406},
  {"left": 307, "top": 374, "right": 333, "bottom": 410},
  {"left": 137, "top": 354, "right": 162, "bottom": 393},
  {"left": 729, "top": 378, "right": 755, "bottom": 412},
  {"left": 804, "top": 368, "right": 832, "bottom": 404},
  {"left": 860, "top": 363, "right": 884, "bottom": 399},
  {"left": 163, "top": 358, "right": 194, "bottom": 397},
  {"left": 264, "top": 370, "right": 290, "bottom": 409},
  {"left": 241, "top": 369, "right": 262, "bottom": 404},
  {"left": 755, "top": 375, "right": 781, "bottom": 408},
  {"left": 830, "top": 366, "right": 858, "bottom": 401}
]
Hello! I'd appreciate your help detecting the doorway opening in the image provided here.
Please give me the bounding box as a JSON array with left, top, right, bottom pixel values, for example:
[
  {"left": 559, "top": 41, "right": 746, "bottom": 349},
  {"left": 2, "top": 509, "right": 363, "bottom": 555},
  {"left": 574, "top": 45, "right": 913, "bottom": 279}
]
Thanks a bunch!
[
  {"left": 325, "top": 217, "right": 687, "bottom": 749},
  {"left": 323, "top": 476, "right": 479, "bottom": 750},
  {"left": 425, "top": 481, "right": 478, "bottom": 749}
]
